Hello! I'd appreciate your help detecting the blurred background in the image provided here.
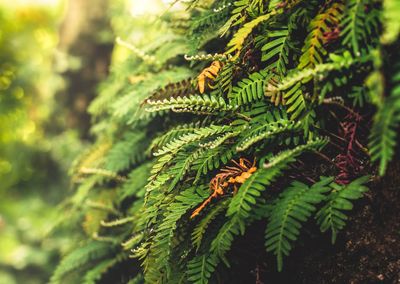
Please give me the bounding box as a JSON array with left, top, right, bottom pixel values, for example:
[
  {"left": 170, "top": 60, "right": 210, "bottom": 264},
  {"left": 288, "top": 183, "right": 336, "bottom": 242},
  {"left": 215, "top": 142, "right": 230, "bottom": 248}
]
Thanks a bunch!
[{"left": 0, "top": 0, "right": 174, "bottom": 283}]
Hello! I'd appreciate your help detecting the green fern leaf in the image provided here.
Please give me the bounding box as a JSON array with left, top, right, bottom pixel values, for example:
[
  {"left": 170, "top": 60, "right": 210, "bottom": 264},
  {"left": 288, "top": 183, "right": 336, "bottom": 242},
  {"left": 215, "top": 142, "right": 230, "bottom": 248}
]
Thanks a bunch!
[
  {"left": 144, "top": 187, "right": 208, "bottom": 282},
  {"left": 51, "top": 241, "right": 112, "bottom": 284},
  {"left": 192, "top": 201, "right": 228, "bottom": 251},
  {"left": 369, "top": 63, "right": 400, "bottom": 175},
  {"left": 316, "top": 176, "right": 369, "bottom": 244},
  {"left": 187, "top": 254, "right": 219, "bottom": 284},
  {"left": 341, "top": 0, "right": 379, "bottom": 54},
  {"left": 154, "top": 125, "right": 230, "bottom": 156},
  {"left": 145, "top": 94, "right": 235, "bottom": 113},
  {"left": 260, "top": 28, "right": 292, "bottom": 75},
  {"left": 381, "top": 0, "right": 400, "bottom": 43},
  {"left": 229, "top": 70, "right": 268, "bottom": 105},
  {"left": 265, "top": 177, "right": 333, "bottom": 271}
]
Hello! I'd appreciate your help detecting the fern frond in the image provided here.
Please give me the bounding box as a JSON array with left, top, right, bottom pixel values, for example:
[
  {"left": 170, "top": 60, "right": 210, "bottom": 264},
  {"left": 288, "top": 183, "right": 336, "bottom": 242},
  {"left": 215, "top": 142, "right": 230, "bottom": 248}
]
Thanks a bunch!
[
  {"left": 112, "top": 67, "right": 193, "bottom": 124},
  {"left": 264, "top": 137, "right": 329, "bottom": 169},
  {"left": 260, "top": 27, "right": 292, "bottom": 75},
  {"left": 207, "top": 138, "right": 328, "bottom": 276},
  {"left": 236, "top": 108, "right": 303, "bottom": 152},
  {"left": 316, "top": 176, "right": 369, "bottom": 244},
  {"left": 119, "top": 162, "right": 152, "bottom": 201},
  {"left": 154, "top": 125, "right": 230, "bottom": 156},
  {"left": 144, "top": 79, "right": 195, "bottom": 103},
  {"left": 191, "top": 201, "right": 228, "bottom": 251},
  {"left": 145, "top": 94, "right": 235, "bottom": 113},
  {"left": 101, "top": 216, "right": 135, "bottom": 227},
  {"left": 105, "top": 131, "right": 147, "bottom": 172},
  {"left": 341, "top": 0, "right": 379, "bottom": 54},
  {"left": 299, "top": 1, "right": 345, "bottom": 69},
  {"left": 144, "top": 187, "right": 208, "bottom": 282},
  {"left": 71, "top": 142, "right": 111, "bottom": 180},
  {"left": 226, "top": 13, "right": 272, "bottom": 55},
  {"left": 189, "top": 3, "right": 233, "bottom": 51},
  {"left": 228, "top": 70, "right": 268, "bottom": 105},
  {"left": 369, "top": 63, "right": 400, "bottom": 175},
  {"left": 381, "top": 0, "right": 400, "bottom": 44},
  {"left": 226, "top": 0, "right": 301, "bottom": 55},
  {"left": 51, "top": 241, "right": 112, "bottom": 284},
  {"left": 213, "top": 61, "right": 235, "bottom": 96},
  {"left": 192, "top": 146, "right": 234, "bottom": 183},
  {"left": 369, "top": 101, "right": 400, "bottom": 175},
  {"left": 267, "top": 51, "right": 363, "bottom": 119},
  {"left": 148, "top": 121, "right": 207, "bottom": 154},
  {"left": 219, "top": 0, "right": 249, "bottom": 36},
  {"left": 83, "top": 253, "right": 126, "bottom": 284},
  {"left": 265, "top": 177, "right": 333, "bottom": 271},
  {"left": 166, "top": 148, "right": 205, "bottom": 192},
  {"left": 187, "top": 254, "right": 219, "bottom": 284}
]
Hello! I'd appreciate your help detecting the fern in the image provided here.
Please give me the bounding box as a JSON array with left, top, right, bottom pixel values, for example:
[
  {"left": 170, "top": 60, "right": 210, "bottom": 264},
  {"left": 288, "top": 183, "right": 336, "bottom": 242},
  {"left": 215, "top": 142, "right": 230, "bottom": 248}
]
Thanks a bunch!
[
  {"left": 266, "top": 51, "right": 366, "bottom": 119},
  {"left": 210, "top": 138, "right": 328, "bottom": 269},
  {"left": 298, "top": 1, "right": 345, "bottom": 69},
  {"left": 143, "top": 186, "right": 208, "bottom": 282},
  {"left": 226, "top": 0, "right": 301, "bottom": 55},
  {"left": 189, "top": 1, "right": 233, "bottom": 51},
  {"left": 192, "top": 146, "right": 234, "bottom": 183},
  {"left": 166, "top": 148, "right": 205, "bottom": 192},
  {"left": 369, "top": 102, "right": 400, "bottom": 175},
  {"left": 145, "top": 94, "right": 234, "bottom": 113},
  {"left": 228, "top": 70, "right": 269, "bottom": 105},
  {"left": 191, "top": 201, "right": 228, "bottom": 251},
  {"left": 51, "top": 242, "right": 112, "bottom": 284},
  {"left": 316, "top": 176, "right": 369, "bottom": 244},
  {"left": 260, "top": 27, "right": 292, "bottom": 75},
  {"left": 148, "top": 121, "right": 206, "bottom": 153},
  {"left": 187, "top": 254, "right": 219, "bottom": 284},
  {"left": 369, "top": 63, "right": 400, "bottom": 175},
  {"left": 341, "top": 0, "right": 379, "bottom": 54},
  {"left": 236, "top": 108, "right": 303, "bottom": 152},
  {"left": 112, "top": 67, "right": 193, "bottom": 124},
  {"left": 119, "top": 162, "right": 152, "bottom": 201},
  {"left": 83, "top": 254, "right": 126, "bottom": 284},
  {"left": 105, "top": 131, "right": 147, "bottom": 172},
  {"left": 153, "top": 125, "right": 230, "bottom": 156},
  {"left": 381, "top": 0, "right": 400, "bottom": 44},
  {"left": 55, "top": 1, "right": 396, "bottom": 283},
  {"left": 265, "top": 177, "right": 333, "bottom": 271}
]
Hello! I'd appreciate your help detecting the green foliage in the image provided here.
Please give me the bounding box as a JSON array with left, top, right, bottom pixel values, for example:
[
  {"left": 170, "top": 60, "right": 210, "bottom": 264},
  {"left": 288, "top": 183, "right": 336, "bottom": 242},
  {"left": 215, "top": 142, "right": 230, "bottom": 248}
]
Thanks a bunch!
[
  {"left": 51, "top": 242, "right": 113, "bottom": 284},
  {"left": 369, "top": 62, "right": 400, "bottom": 175},
  {"left": 55, "top": 0, "right": 399, "bottom": 282},
  {"left": 299, "top": 1, "right": 345, "bottom": 69},
  {"left": 316, "top": 176, "right": 369, "bottom": 244},
  {"left": 191, "top": 201, "right": 228, "bottom": 251},
  {"left": 341, "top": 0, "right": 379, "bottom": 54},
  {"left": 381, "top": 0, "right": 400, "bottom": 44},
  {"left": 266, "top": 175, "right": 369, "bottom": 271},
  {"left": 225, "top": 0, "right": 301, "bottom": 56},
  {"left": 259, "top": 27, "right": 292, "bottom": 75},
  {"left": 145, "top": 93, "right": 234, "bottom": 113},
  {"left": 105, "top": 131, "right": 147, "bottom": 171},
  {"left": 265, "top": 177, "right": 333, "bottom": 271},
  {"left": 229, "top": 70, "right": 269, "bottom": 105},
  {"left": 187, "top": 254, "right": 219, "bottom": 284}
]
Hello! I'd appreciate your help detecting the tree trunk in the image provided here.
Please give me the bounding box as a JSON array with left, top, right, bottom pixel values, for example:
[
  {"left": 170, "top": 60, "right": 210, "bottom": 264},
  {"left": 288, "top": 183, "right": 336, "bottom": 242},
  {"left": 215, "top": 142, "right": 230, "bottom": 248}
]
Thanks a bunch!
[{"left": 57, "top": 0, "right": 113, "bottom": 139}]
